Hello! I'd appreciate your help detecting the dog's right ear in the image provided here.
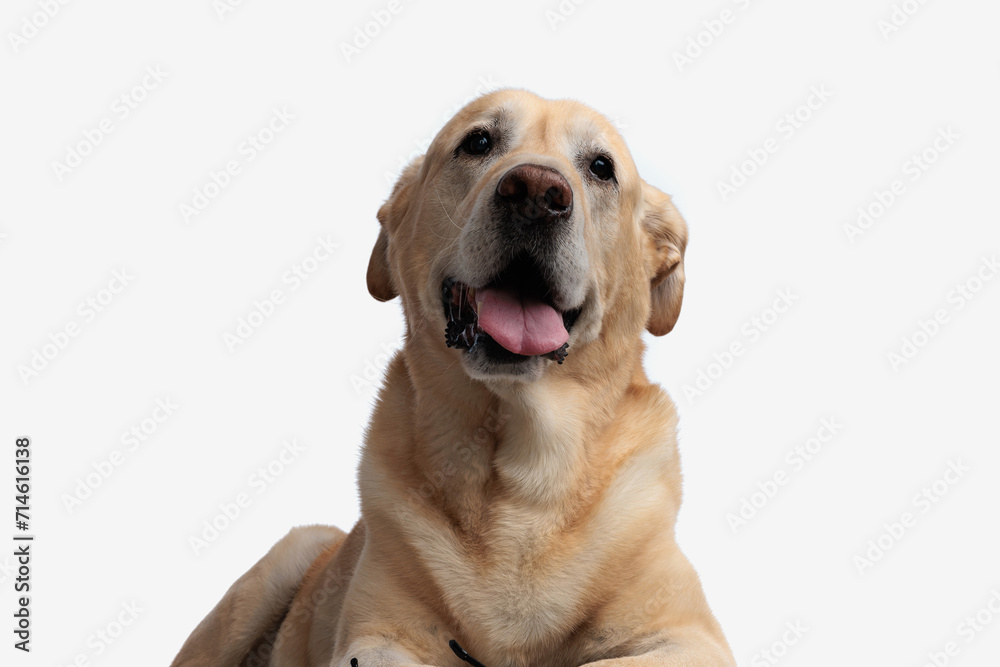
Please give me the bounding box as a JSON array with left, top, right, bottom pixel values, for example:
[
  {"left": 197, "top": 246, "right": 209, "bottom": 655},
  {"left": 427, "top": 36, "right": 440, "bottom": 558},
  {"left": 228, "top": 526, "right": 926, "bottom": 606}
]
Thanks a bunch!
[
  {"left": 367, "top": 156, "right": 424, "bottom": 302},
  {"left": 640, "top": 181, "right": 688, "bottom": 336}
]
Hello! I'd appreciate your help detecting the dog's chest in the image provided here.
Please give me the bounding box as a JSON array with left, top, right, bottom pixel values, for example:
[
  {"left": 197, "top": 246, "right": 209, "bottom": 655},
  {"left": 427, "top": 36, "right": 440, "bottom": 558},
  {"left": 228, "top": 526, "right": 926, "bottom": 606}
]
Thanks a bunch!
[
  {"left": 408, "top": 498, "right": 605, "bottom": 653},
  {"left": 391, "top": 399, "right": 675, "bottom": 658}
]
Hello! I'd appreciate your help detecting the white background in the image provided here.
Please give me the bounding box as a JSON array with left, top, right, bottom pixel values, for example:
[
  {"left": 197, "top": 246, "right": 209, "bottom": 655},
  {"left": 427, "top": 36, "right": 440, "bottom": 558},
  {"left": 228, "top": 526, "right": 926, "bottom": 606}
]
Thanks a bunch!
[{"left": 1, "top": 0, "right": 999, "bottom": 665}]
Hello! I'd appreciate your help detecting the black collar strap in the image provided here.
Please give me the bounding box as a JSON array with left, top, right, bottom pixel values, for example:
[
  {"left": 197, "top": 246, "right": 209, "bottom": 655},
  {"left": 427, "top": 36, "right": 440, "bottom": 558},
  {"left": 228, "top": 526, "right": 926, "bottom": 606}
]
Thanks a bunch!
[{"left": 449, "top": 639, "right": 487, "bottom": 667}]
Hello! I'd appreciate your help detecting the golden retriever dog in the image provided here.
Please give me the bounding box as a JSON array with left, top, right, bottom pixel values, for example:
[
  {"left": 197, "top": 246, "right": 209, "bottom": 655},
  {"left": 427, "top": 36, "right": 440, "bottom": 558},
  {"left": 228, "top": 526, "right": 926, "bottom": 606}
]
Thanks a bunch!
[{"left": 172, "top": 89, "right": 734, "bottom": 667}]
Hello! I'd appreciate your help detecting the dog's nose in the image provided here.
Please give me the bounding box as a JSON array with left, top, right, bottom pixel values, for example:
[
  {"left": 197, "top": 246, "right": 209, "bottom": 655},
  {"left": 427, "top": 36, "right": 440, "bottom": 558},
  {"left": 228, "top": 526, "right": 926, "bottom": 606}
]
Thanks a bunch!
[{"left": 495, "top": 164, "right": 573, "bottom": 224}]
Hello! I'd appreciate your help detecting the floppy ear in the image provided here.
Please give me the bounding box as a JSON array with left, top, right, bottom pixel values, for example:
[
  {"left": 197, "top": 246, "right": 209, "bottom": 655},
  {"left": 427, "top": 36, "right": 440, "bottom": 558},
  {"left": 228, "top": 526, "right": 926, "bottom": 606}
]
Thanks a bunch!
[
  {"left": 641, "top": 182, "right": 688, "bottom": 336},
  {"left": 366, "top": 227, "right": 395, "bottom": 302},
  {"left": 366, "top": 157, "right": 424, "bottom": 302}
]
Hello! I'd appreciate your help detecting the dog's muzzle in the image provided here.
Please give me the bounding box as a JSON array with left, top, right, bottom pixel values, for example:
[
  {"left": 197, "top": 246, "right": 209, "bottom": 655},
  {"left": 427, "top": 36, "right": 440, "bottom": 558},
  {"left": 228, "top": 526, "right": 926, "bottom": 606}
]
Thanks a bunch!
[{"left": 443, "top": 163, "right": 586, "bottom": 366}]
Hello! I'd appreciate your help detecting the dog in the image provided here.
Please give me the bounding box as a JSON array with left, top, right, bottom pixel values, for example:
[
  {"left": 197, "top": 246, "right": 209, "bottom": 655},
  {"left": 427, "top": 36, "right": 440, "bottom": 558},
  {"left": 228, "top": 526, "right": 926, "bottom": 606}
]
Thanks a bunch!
[{"left": 172, "top": 89, "right": 735, "bottom": 667}]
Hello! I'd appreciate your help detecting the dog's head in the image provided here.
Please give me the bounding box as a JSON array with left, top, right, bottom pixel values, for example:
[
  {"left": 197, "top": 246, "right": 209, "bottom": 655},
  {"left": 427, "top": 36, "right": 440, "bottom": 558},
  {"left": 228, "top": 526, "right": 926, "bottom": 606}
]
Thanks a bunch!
[{"left": 368, "top": 89, "right": 687, "bottom": 383}]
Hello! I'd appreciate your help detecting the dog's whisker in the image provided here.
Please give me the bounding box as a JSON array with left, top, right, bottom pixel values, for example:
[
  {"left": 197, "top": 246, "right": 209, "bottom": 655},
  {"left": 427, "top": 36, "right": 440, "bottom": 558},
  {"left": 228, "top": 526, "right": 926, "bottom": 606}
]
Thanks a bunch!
[{"left": 435, "top": 186, "right": 466, "bottom": 232}]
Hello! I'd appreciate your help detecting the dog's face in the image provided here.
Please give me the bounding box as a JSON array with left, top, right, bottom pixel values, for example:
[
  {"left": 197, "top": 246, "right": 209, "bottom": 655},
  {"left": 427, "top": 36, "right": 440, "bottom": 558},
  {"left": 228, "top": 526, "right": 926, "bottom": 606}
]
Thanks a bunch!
[{"left": 368, "top": 90, "right": 687, "bottom": 383}]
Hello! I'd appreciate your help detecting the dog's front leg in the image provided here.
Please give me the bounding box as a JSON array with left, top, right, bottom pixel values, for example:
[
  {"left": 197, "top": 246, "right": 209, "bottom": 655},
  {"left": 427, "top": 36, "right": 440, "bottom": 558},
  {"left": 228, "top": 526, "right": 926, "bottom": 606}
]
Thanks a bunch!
[
  {"left": 578, "top": 629, "right": 735, "bottom": 667},
  {"left": 336, "top": 643, "right": 441, "bottom": 667},
  {"left": 580, "top": 649, "right": 734, "bottom": 667}
]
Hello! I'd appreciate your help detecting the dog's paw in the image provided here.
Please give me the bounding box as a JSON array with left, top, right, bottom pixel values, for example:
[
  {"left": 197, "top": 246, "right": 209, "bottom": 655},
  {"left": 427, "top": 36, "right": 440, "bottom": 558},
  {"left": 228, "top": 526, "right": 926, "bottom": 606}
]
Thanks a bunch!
[{"left": 348, "top": 657, "right": 442, "bottom": 667}]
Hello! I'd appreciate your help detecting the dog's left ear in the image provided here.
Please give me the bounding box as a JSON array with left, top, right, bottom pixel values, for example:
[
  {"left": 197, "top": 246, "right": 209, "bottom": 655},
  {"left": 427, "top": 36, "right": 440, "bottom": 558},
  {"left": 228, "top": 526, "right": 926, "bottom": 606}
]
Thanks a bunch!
[
  {"left": 367, "top": 156, "right": 424, "bottom": 302},
  {"left": 640, "top": 181, "right": 688, "bottom": 336}
]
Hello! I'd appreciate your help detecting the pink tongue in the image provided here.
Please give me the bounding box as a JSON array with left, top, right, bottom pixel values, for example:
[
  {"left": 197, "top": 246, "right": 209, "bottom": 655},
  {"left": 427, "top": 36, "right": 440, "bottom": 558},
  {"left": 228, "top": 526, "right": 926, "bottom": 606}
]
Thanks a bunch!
[{"left": 476, "top": 287, "right": 568, "bottom": 356}]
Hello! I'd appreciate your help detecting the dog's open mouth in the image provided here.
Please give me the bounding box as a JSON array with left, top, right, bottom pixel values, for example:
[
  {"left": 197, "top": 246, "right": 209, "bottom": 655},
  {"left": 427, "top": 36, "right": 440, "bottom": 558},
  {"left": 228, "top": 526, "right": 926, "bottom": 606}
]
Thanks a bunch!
[{"left": 442, "top": 255, "right": 581, "bottom": 364}]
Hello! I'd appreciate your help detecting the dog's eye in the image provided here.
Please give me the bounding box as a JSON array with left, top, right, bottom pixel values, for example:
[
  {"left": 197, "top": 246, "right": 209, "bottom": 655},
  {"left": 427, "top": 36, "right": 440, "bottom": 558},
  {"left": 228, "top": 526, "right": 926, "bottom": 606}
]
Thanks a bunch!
[
  {"left": 589, "top": 155, "right": 614, "bottom": 181},
  {"left": 459, "top": 130, "right": 492, "bottom": 156}
]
